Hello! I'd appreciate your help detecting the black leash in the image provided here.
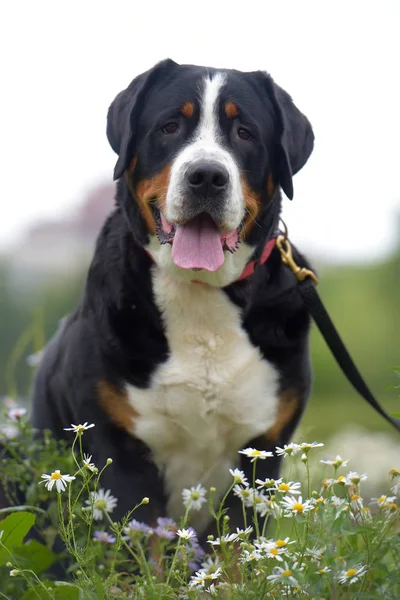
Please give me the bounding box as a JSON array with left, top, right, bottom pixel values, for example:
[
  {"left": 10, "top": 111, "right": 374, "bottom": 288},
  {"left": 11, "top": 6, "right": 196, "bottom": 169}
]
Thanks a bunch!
[{"left": 276, "top": 235, "right": 400, "bottom": 434}]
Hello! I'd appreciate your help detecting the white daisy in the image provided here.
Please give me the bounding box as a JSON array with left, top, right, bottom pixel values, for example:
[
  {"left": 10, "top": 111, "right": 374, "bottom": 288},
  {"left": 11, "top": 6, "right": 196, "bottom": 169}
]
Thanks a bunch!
[
  {"left": 264, "top": 497, "right": 283, "bottom": 518},
  {"left": 371, "top": 495, "right": 396, "bottom": 508},
  {"left": 176, "top": 528, "right": 195, "bottom": 541},
  {"left": 304, "top": 545, "right": 325, "bottom": 562},
  {"left": 320, "top": 455, "right": 348, "bottom": 468},
  {"left": 266, "top": 562, "right": 299, "bottom": 586},
  {"left": 350, "top": 494, "right": 364, "bottom": 510},
  {"left": 299, "top": 441, "right": 324, "bottom": 454},
  {"left": 207, "top": 533, "right": 238, "bottom": 546},
  {"left": 330, "top": 495, "right": 346, "bottom": 507},
  {"left": 337, "top": 564, "right": 367, "bottom": 585},
  {"left": 263, "top": 545, "right": 286, "bottom": 561},
  {"left": 316, "top": 566, "right": 331, "bottom": 574},
  {"left": 335, "top": 475, "right": 348, "bottom": 486},
  {"left": 238, "top": 448, "right": 274, "bottom": 462},
  {"left": 255, "top": 477, "right": 276, "bottom": 490},
  {"left": 182, "top": 484, "right": 207, "bottom": 511},
  {"left": 189, "top": 567, "right": 221, "bottom": 589},
  {"left": 201, "top": 556, "right": 221, "bottom": 574},
  {"left": 82, "top": 454, "right": 97, "bottom": 472},
  {"left": 85, "top": 488, "right": 118, "bottom": 520},
  {"left": 64, "top": 422, "right": 95, "bottom": 434},
  {"left": 281, "top": 495, "right": 314, "bottom": 516},
  {"left": 391, "top": 482, "right": 400, "bottom": 495},
  {"left": 235, "top": 526, "right": 253, "bottom": 538},
  {"left": 275, "top": 443, "right": 301, "bottom": 457},
  {"left": 229, "top": 468, "right": 248, "bottom": 486},
  {"left": 275, "top": 480, "right": 302, "bottom": 495},
  {"left": 39, "top": 470, "right": 76, "bottom": 493},
  {"left": 240, "top": 549, "right": 262, "bottom": 563},
  {"left": 389, "top": 467, "right": 400, "bottom": 480},
  {"left": 345, "top": 471, "right": 367, "bottom": 486},
  {"left": 233, "top": 484, "right": 252, "bottom": 503}
]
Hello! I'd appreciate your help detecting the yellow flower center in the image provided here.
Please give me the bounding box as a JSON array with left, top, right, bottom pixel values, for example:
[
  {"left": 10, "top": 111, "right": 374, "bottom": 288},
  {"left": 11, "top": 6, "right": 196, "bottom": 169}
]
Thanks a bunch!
[
  {"left": 252, "top": 450, "right": 261, "bottom": 456},
  {"left": 389, "top": 468, "right": 400, "bottom": 477},
  {"left": 346, "top": 569, "right": 357, "bottom": 577},
  {"left": 378, "top": 495, "right": 386, "bottom": 503},
  {"left": 282, "top": 570, "right": 292, "bottom": 577},
  {"left": 293, "top": 503, "right": 304, "bottom": 513},
  {"left": 276, "top": 539, "right": 287, "bottom": 547},
  {"left": 385, "top": 503, "right": 397, "bottom": 512},
  {"left": 278, "top": 483, "right": 290, "bottom": 492},
  {"left": 270, "top": 548, "right": 279, "bottom": 555},
  {"left": 191, "top": 492, "right": 200, "bottom": 500},
  {"left": 337, "top": 476, "right": 346, "bottom": 484},
  {"left": 351, "top": 494, "right": 361, "bottom": 502},
  {"left": 50, "top": 472, "right": 62, "bottom": 480},
  {"left": 95, "top": 499, "right": 107, "bottom": 510}
]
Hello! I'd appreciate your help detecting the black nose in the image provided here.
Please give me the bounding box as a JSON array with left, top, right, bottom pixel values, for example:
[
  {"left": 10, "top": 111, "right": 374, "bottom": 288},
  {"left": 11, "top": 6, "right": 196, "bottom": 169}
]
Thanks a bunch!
[{"left": 186, "top": 161, "right": 229, "bottom": 195}]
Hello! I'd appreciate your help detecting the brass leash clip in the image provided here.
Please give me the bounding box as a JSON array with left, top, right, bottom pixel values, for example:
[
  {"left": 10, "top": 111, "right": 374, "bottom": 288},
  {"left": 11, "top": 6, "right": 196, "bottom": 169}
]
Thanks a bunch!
[{"left": 276, "top": 233, "right": 319, "bottom": 286}]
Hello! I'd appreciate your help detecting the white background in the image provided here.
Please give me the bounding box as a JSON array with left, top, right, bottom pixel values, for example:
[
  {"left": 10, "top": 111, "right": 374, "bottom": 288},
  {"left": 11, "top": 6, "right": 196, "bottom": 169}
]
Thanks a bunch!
[{"left": 1, "top": 0, "right": 399, "bottom": 262}]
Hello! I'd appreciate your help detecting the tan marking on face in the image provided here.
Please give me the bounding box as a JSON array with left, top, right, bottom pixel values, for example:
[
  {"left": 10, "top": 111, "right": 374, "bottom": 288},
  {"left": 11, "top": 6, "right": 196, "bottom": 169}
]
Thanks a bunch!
[
  {"left": 127, "top": 164, "right": 172, "bottom": 233},
  {"left": 225, "top": 101, "right": 239, "bottom": 119},
  {"left": 97, "top": 380, "right": 137, "bottom": 434},
  {"left": 240, "top": 176, "right": 261, "bottom": 238},
  {"left": 265, "top": 389, "right": 300, "bottom": 443},
  {"left": 181, "top": 101, "right": 194, "bottom": 118}
]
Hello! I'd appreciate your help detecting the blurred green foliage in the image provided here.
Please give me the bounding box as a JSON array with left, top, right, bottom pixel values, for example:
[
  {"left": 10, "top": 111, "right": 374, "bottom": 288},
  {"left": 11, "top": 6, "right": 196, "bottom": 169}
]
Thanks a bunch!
[{"left": 0, "top": 247, "right": 399, "bottom": 439}]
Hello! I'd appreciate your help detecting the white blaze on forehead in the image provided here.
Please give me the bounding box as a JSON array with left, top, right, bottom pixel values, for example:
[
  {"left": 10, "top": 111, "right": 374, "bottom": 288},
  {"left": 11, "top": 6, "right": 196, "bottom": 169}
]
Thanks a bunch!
[
  {"left": 197, "top": 72, "right": 227, "bottom": 143},
  {"left": 165, "top": 71, "right": 245, "bottom": 232}
]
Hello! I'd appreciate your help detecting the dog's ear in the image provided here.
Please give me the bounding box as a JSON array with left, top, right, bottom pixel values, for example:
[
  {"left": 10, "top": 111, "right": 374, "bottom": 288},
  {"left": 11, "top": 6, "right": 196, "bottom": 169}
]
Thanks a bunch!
[
  {"left": 107, "top": 58, "right": 178, "bottom": 181},
  {"left": 262, "top": 73, "right": 314, "bottom": 200}
]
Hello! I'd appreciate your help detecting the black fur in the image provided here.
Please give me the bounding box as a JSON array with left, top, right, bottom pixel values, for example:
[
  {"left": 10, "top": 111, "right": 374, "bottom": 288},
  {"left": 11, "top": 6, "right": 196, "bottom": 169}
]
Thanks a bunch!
[{"left": 30, "top": 60, "right": 315, "bottom": 532}]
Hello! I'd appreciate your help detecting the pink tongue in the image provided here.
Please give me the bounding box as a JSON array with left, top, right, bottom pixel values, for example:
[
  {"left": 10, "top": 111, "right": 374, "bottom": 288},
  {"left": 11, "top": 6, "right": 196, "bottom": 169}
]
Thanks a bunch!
[{"left": 172, "top": 214, "right": 225, "bottom": 272}]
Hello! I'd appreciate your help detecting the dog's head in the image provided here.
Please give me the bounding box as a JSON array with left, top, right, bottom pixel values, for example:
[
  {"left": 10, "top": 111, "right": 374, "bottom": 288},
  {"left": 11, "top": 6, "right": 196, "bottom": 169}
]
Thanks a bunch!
[{"left": 107, "top": 59, "right": 314, "bottom": 286}]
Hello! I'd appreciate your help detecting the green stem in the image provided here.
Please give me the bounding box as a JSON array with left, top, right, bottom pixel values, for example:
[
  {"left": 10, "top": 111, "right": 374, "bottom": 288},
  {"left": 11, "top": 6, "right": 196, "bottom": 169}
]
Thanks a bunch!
[{"left": 252, "top": 460, "right": 260, "bottom": 538}]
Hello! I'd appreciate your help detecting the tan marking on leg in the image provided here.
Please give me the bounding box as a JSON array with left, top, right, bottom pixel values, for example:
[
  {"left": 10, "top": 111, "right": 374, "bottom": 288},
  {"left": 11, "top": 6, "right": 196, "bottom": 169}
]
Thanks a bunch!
[
  {"left": 97, "top": 380, "right": 137, "bottom": 434},
  {"left": 266, "top": 389, "right": 300, "bottom": 443},
  {"left": 225, "top": 101, "right": 239, "bottom": 119},
  {"left": 267, "top": 173, "right": 275, "bottom": 197},
  {"left": 181, "top": 101, "right": 194, "bottom": 118}
]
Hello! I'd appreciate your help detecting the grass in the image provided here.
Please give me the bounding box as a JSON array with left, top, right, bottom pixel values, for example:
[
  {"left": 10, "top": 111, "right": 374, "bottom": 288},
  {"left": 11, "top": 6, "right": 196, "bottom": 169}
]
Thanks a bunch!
[{"left": 0, "top": 411, "right": 400, "bottom": 599}]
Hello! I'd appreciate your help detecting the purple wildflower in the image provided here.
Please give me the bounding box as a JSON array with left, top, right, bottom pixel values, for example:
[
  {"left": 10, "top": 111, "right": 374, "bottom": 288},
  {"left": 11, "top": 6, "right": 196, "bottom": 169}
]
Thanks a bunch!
[
  {"left": 154, "top": 516, "right": 177, "bottom": 540},
  {"left": 93, "top": 530, "right": 116, "bottom": 544},
  {"left": 124, "top": 519, "right": 153, "bottom": 536}
]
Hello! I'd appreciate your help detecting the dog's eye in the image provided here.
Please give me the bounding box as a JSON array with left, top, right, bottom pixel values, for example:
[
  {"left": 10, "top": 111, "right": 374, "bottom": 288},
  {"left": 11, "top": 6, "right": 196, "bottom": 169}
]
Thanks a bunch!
[
  {"left": 162, "top": 122, "right": 179, "bottom": 134},
  {"left": 238, "top": 127, "right": 252, "bottom": 141}
]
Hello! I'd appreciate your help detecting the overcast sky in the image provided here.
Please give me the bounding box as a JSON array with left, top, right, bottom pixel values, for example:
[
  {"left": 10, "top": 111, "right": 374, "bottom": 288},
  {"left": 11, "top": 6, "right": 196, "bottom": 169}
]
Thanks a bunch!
[{"left": 0, "top": 0, "right": 399, "bottom": 262}]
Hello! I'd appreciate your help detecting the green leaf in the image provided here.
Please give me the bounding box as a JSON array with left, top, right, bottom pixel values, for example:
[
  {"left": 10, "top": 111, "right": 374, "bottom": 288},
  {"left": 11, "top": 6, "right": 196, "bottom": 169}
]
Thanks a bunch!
[
  {"left": 21, "top": 583, "right": 54, "bottom": 600},
  {"left": 13, "top": 539, "right": 56, "bottom": 574},
  {"left": 53, "top": 583, "right": 81, "bottom": 600},
  {"left": 392, "top": 413, "right": 400, "bottom": 418},
  {"left": 20, "top": 583, "right": 82, "bottom": 600},
  {"left": 0, "top": 511, "right": 35, "bottom": 566}
]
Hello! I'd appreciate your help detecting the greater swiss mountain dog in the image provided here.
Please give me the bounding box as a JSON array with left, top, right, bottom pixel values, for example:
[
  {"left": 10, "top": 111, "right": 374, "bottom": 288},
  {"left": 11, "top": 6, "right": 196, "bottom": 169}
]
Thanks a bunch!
[{"left": 31, "top": 59, "right": 314, "bottom": 536}]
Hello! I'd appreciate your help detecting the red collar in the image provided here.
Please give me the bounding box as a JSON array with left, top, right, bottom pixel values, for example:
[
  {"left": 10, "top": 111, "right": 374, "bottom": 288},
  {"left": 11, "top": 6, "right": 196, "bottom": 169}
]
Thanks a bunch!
[
  {"left": 144, "top": 237, "right": 277, "bottom": 283},
  {"left": 235, "top": 237, "right": 277, "bottom": 282}
]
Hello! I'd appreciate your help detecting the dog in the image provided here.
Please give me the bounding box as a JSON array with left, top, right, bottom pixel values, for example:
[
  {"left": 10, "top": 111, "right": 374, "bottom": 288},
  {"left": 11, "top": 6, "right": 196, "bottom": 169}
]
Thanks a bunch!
[{"left": 31, "top": 58, "right": 314, "bottom": 537}]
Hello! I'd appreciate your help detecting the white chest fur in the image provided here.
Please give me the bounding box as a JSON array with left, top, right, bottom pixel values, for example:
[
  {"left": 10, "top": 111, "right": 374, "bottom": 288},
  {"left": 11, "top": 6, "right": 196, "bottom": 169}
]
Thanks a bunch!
[{"left": 126, "top": 269, "right": 279, "bottom": 532}]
